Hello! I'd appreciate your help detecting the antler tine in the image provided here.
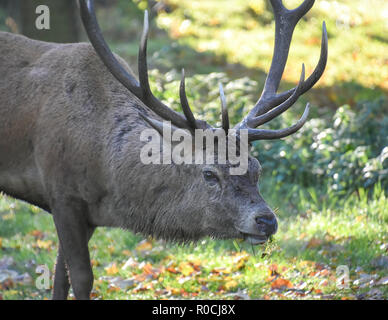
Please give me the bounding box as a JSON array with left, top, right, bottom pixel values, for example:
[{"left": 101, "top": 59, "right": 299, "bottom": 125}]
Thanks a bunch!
[
  {"left": 81, "top": 0, "right": 191, "bottom": 129},
  {"left": 247, "top": 103, "right": 310, "bottom": 141},
  {"left": 219, "top": 83, "right": 229, "bottom": 132},
  {"left": 260, "top": 0, "right": 314, "bottom": 98},
  {"left": 179, "top": 69, "right": 198, "bottom": 130},
  {"left": 248, "top": 64, "right": 305, "bottom": 128},
  {"left": 137, "top": 10, "right": 194, "bottom": 128},
  {"left": 235, "top": 19, "right": 327, "bottom": 131},
  {"left": 233, "top": 0, "right": 325, "bottom": 142},
  {"left": 235, "top": 0, "right": 316, "bottom": 131},
  {"left": 80, "top": 0, "right": 141, "bottom": 96},
  {"left": 138, "top": 10, "right": 152, "bottom": 98},
  {"left": 266, "top": 21, "right": 328, "bottom": 111}
]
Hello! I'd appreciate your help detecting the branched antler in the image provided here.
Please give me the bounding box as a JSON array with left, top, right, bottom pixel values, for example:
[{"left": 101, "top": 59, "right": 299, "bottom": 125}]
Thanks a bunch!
[
  {"left": 80, "top": 0, "right": 327, "bottom": 142},
  {"left": 235, "top": 0, "right": 328, "bottom": 142},
  {"left": 80, "top": 1, "right": 195, "bottom": 129}
]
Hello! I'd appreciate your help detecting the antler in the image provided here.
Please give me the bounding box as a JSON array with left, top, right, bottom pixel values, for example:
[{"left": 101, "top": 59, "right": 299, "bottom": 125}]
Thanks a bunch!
[
  {"left": 80, "top": 0, "right": 326, "bottom": 142},
  {"left": 80, "top": 0, "right": 211, "bottom": 130},
  {"left": 234, "top": 0, "right": 328, "bottom": 142}
]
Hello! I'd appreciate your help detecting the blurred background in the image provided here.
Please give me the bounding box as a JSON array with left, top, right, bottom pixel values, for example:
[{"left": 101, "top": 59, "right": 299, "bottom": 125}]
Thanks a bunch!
[{"left": 0, "top": 0, "right": 387, "bottom": 300}]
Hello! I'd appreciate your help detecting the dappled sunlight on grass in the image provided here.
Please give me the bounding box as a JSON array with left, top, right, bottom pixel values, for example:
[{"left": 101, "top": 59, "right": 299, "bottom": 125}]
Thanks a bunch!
[{"left": 0, "top": 185, "right": 386, "bottom": 300}]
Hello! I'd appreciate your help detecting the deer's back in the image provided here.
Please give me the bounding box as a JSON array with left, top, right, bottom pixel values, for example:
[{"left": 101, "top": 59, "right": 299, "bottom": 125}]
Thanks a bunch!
[{"left": 0, "top": 32, "right": 147, "bottom": 212}]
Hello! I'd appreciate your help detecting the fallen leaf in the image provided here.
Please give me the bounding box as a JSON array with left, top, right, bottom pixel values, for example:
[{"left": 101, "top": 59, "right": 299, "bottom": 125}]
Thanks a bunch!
[
  {"left": 178, "top": 262, "right": 195, "bottom": 276},
  {"left": 271, "top": 278, "right": 293, "bottom": 290},
  {"left": 298, "top": 233, "right": 307, "bottom": 240},
  {"left": 165, "top": 286, "right": 181, "bottom": 295},
  {"left": 225, "top": 280, "right": 238, "bottom": 290},
  {"left": 134, "top": 273, "right": 148, "bottom": 282},
  {"left": 320, "top": 269, "right": 330, "bottom": 277},
  {"left": 142, "top": 263, "right": 162, "bottom": 279},
  {"left": 91, "top": 259, "right": 99, "bottom": 267},
  {"left": 107, "top": 285, "right": 120, "bottom": 293},
  {"left": 142, "top": 263, "right": 154, "bottom": 275},
  {"left": 167, "top": 267, "right": 178, "bottom": 274},
  {"left": 135, "top": 240, "right": 153, "bottom": 252},
  {"left": 29, "top": 230, "right": 44, "bottom": 239},
  {"left": 105, "top": 263, "right": 119, "bottom": 275},
  {"left": 306, "top": 237, "right": 324, "bottom": 248},
  {"left": 36, "top": 239, "right": 53, "bottom": 250},
  {"left": 315, "top": 263, "right": 326, "bottom": 271},
  {"left": 212, "top": 267, "right": 231, "bottom": 274},
  {"left": 122, "top": 250, "right": 131, "bottom": 256}
]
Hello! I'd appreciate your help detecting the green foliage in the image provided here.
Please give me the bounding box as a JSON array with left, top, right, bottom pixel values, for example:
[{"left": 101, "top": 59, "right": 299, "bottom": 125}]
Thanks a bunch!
[{"left": 257, "top": 98, "right": 388, "bottom": 196}]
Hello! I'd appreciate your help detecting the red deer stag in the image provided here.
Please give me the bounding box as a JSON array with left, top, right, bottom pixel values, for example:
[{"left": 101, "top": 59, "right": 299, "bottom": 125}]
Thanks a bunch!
[{"left": 0, "top": 0, "right": 327, "bottom": 299}]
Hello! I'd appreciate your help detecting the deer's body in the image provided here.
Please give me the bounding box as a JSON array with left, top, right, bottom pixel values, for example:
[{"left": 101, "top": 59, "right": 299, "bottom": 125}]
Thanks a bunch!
[
  {"left": 0, "top": 0, "right": 327, "bottom": 299},
  {"left": 0, "top": 31, "right": 152, "bottom": 227}
]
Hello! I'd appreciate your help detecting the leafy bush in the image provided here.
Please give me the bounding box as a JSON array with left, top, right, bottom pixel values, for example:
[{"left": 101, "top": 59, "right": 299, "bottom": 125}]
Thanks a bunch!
[{"left": 257, "top": 98, "right": 388, "bottom": 196}]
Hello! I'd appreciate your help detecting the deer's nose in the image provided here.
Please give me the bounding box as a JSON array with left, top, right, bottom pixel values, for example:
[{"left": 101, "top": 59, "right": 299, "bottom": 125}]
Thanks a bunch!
[{"left": 255, "top": 213, "right": 278, "bottom": 236}]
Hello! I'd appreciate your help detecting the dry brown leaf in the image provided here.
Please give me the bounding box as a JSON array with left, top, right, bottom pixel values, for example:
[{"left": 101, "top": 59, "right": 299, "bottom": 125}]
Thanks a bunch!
[
  {"left": 271, "top": 278, "right": 293, "bottom": 290},
  {"left": 167, "top": 267, "right": 179, "bottom": 274},
  {"left": 306, "top": 237, "right": 324, "bottom": 248},
  {"left": 134, "top": 273, "right": 147, "bottom": 282},
  {"left": 122, "top": 250, "right": 131, "bottom": 256},
  {"left": 36, "top": 239, "right": 53, "bottom": 250},
  {"left": 136, "top": 240, "right": 152, "bottom": 251},
  {"left": 135, "top": 240, "right": 153, "bottom": 252},
  {"left": 29, "top": 230, "right": 44, "bottom": 239},
  {"left": 105, "top": 263, "right": 119, "bottom": 275}
]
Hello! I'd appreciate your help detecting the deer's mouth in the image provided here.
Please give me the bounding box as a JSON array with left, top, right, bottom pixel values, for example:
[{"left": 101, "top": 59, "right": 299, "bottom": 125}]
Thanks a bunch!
[{"left": 240, "top": 232, "right": 268, "bottom": 245}]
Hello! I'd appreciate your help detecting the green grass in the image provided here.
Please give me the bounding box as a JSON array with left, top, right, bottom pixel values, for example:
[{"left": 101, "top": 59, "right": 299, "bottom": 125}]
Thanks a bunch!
[{"left": 0, "top": 184, "right": 386, "bottom": 300}]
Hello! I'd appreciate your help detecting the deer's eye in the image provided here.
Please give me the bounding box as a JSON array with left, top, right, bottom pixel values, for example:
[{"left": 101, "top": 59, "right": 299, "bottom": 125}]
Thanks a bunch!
[{"left": 203, "top": 170, "right": 219, "bottom": 185}]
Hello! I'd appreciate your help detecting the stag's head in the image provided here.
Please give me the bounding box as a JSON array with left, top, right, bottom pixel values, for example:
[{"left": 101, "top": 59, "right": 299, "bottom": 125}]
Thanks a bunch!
[{"left": 80, "top": 0, "right": 327, "bottom": 244}]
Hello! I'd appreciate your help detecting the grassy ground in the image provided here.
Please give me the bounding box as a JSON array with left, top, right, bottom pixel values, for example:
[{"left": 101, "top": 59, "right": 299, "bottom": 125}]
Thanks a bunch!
[{"left": 0, "top": 184, "right": 387, "bottom": 300}]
